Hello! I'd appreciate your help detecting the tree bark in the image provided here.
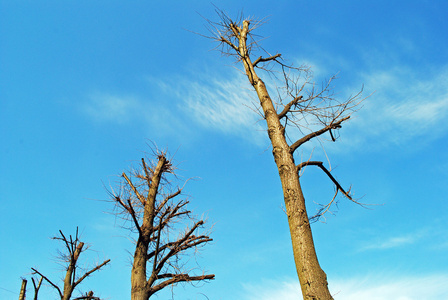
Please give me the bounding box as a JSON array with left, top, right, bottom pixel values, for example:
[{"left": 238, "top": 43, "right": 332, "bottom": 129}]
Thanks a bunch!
[
  {"left": 236, "top": 20, "right": 333, "bottom": 300},
  {"left": 19, "top": 279, "right": 27, "bottom": 300},
  {"left": 114, "top": 153, "right": 214, "bottom": 300},
  {"left": 130, "top": 156, "right": 165, "bottom": 300}
]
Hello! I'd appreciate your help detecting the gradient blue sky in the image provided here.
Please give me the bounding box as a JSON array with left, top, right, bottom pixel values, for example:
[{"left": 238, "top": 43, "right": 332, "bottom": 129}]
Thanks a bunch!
[{"left": 1, "top": 1, "right": 448, "bottom": 299}]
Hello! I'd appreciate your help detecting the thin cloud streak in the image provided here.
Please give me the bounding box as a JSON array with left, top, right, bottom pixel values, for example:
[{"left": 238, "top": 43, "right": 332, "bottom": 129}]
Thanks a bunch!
[
  {"left": 360, "top": 234, "right": 418, "bottom": 251},
  {"left": 82, "top": 93, "right": 141, "bottom": 123},
  {"left": 81, "top": 63, "right": 448, "bottom": 150},
  {"left": 343, "top": 65, "right": 448, "bottom": 150},
  {"left": 81, "top": 92, "right": 196, "bottom": 142},
  {"left": 150, "top": 71, "right": 267, "bottom": 144},
  {"left": 170, "top": 63, "right": 448, "bottom": 151},
  {"left": 331, "top": 274, "right": 448, "bottom": 300}
]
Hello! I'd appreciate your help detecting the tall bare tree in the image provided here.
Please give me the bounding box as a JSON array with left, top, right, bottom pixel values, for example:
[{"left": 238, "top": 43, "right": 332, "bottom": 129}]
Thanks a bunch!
[
  {"left": 204, "top": 11, "right": 365, "bottom": 300},
  {"left": 110, "top": 150, "right": 214, "bottom": 300},
  {"left": 31, "top": 228, "right": 110, "bottom": 300}
]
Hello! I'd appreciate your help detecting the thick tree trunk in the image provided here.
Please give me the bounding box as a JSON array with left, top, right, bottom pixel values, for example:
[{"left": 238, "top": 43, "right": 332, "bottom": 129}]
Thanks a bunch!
[
  {"left": 131, "top": 238, "right": 150, "bottom": 300},
  {"left": 235, "top": 20, "right": 333, "bottom": 299},
  {"left": 256, "top": 78, "right": 333, "bottom": 300}
]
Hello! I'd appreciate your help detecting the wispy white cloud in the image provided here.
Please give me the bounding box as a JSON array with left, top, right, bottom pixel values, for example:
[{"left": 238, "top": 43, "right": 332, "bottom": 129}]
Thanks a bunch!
[
  {"left": 168, "top": 63, "right": 448, "bottom": 151},
  {"left": 82, "top": 93, "right": 141, "bottom": 123},
  {"left": 241, "top": 278, "right": 301, "bottom": 300},
  {"left": 81, "top": 62, "right": 448, "bottom": 150},
  {"left": 240, "top": 274, "right": 448, "bottom": 300},
  {"left": 341, "top": 65, "right": 448, "bottom": 150},
  {"left": 149, "top": 71, "right": 267, "bottom": 144},
  {"left": 360, "top": 233, "right": 420, "bottom": 251},
  {"left": 80, "top": 91, "right": 196, "bottom": 141},
  {"left": 331, "top": 274, "right": 448, "bottom": 300}
]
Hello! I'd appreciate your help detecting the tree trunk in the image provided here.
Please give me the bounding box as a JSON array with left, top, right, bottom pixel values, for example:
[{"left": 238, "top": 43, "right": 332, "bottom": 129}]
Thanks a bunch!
[
  {"left": 130, "top": 157, "right": 166, "bottom": 300},
  {"left": 235, "top": 21, "right": 333, "bottom": 299},
  {"left": 256, "top": 78, "right": 333, "bottom": 300},
  {"left": 131, "top": 238, "right": 150, "bottom": 300},
  {"left": 19, "top": 279, "right": 27, "bottom": 300}
]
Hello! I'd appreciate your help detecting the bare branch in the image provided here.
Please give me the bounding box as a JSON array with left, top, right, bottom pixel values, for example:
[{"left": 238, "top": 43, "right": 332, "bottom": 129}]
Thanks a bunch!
[
  {"left": 278, "top": 95, "right": 303, "bottom": 120},
  {"left": 73, "top": 259, "right": 111, "bottom": 288},
  {"left": 123, "top": 172, "right": 146, "bottom": 207},
  {"left": 31, "top": 268, "right": 63, "bottom": 299},
  {"left": 289, "top": 116, "right": 350, "bottom": 154},
  {"left": 127, "top": 198, "right": 143, "bottom": 236},
  {"left": 141, "top": 158, "right": 153, "bottom": 192},
  {"left": 150, "top": 274, "right": 215, "bottom": 295},
  {"left": 253, "top": 53, "right": 281, "bottom": 67},
  {"left": 31, "top": 276, "right": 43, "bottom": 300},
  {"left": 309, "top": 190, "right": 339, "bottom": 223},
  {"left": 154, "top": 220, "right": 206, "bottom": 275},
  {"left": 297, "top": 161, "right": 352, "bottom": 200}
]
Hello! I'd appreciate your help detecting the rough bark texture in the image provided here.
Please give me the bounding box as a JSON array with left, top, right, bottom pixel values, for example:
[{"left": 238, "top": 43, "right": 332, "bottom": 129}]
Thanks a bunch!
[
  {"left": 19, "top": 279, "right": 27, "bottom": 300},
  {"left": 206, "top": 14, "right": 364, "bottom": 298},
  {"left": 130, "top": 156, "right": 165, "bottom": 300},
  {"left": 113, "top": 152, "right": 214, "bottom": 300},
  {"left": 235, "top": 20, "right": 333, "bottom": 300}
]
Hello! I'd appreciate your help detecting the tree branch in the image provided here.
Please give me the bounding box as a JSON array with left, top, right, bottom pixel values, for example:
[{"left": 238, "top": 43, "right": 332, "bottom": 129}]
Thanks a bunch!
[
  {"left": 141, "top": 158, "right": 153, "bottom": 191},
  {"left": 73, "top": 259, "right": 111, "bottom": 288},
  {"left": 278, "top": 95, "right": 303, "bottom": 120},
  {"left": 31, "top": 268, "right": 63, "bottom": 299},
  {"left": 122, "top": 172, "right": 146, "bottom": 206},
  {"left": 127, "top": 199, "right": 142, "bottom": 236},
  {"left": 296, "top": 161, "right": 352, "bottom": 200},
  {"left": 31, "top": 276, "right": 43, "bottom": 300},
  {"left": 253, "top": 53, "right": 281, "bottom": 67},
  {"left": 289, "top": 116, "right": 350, "bottom": 154},
  {"left": 154, "top": 221, "right": 205, "bottom": 275},
  {"left": 155, "top": 188, "right": 182, "bottom": 215},
  {"left": 309, "top": 190, "right": 339, "bottom": 223},
  {"left": 150, "top": 274, "right": 215, "bottom": 295}
]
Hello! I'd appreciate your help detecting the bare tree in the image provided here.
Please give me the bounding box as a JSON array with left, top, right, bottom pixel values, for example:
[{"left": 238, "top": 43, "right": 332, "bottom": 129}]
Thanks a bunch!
[
  {"left": 110, "top": 150, "right": 214, "bottom": 300},
  {"left": 31, "top": 228, "right": 110, "bottom": 300},
  {"left": 203, "top": 10, "right": 365, "bottom": 300}
]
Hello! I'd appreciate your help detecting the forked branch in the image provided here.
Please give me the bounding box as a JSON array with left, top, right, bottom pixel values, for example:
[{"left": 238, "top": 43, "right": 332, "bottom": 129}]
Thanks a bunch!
[
  {"left": 31, "top": 268, "right": 63, "bottom": 299},
  {"left": 297, "top": 160, "right": 352, "bottom": 200}
]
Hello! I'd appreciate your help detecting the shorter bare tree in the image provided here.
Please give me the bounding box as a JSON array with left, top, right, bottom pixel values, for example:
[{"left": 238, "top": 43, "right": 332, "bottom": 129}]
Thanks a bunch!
[
  {"left": 110, "top": 150, "right": 214, "bottom": 300},
  {"left": 31, "top": 228, "right": 110, "bottom": 300}
]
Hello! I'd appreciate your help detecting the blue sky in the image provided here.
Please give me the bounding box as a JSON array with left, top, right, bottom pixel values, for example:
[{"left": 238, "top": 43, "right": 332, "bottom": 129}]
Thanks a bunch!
[{"left": 1, "top": 1, "right": 448, "bottom": 299}]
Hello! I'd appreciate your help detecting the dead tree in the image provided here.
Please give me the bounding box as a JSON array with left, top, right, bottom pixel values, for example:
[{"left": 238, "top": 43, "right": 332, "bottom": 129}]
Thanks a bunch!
[
  {"left": 110, "top": 150, "right": 214, "bottom": 300},
  {"left": 31, "top": 228, "right": 110, "bottom": 300},
  {"left": 204, "top": 11, "right": 365, "bottom": 300}
]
